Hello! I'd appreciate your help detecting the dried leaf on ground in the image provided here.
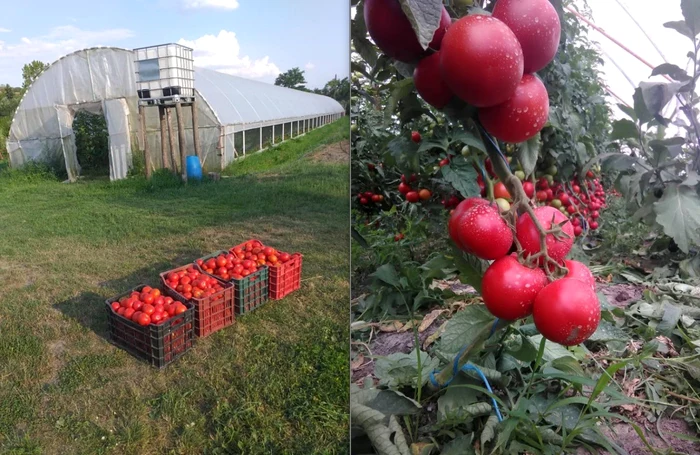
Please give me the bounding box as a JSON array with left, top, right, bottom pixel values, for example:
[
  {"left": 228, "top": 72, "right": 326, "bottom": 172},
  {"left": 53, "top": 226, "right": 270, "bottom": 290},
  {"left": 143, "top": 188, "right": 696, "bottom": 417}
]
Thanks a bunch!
[
  {"left": 423, "top": 320, "right": 448, "bottom": 349},
  {"left": 352, "top": 354, "right": 366, "bottom": 371},
  {"left": 380, "top": 321, "right": 404, "bottom": 332},
  {"left": 419, "top": 309, "right": 443, "bottom": 333}
]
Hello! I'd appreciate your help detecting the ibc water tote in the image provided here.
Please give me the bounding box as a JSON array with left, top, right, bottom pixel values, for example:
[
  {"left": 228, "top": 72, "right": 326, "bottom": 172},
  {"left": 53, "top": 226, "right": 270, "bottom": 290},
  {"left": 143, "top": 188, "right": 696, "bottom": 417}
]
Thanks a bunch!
[{"left": 186, "top": 155, "right": 203, "bottom": 181}]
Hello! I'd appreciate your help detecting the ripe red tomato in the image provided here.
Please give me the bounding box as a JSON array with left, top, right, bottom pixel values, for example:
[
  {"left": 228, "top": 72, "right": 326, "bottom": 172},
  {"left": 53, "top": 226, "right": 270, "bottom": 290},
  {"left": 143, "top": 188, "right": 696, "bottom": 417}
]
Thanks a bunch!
[
  {"left": 135, "top": 312, "right": 151, "bottom": 326},
  {"left": 482, "top": 255, "right": 548, "bottom": 320},
  {"left": 141, "top": 293, "right": 155, "bottom": 305},
  {"left": 117, "top": 307, "right": 126, "bottom": 316},
  {"left": 132, "top": 300, "right": 143, "bottom": 311},
  {"left": 411, "top": 131, "right": 422, "bottom": 143},
  {"left": 516, "top": 206, "right": 574, "bottom": 262},
  {"left": 124, "top": 308, "right": 136, "bottom": 320},
  {"left": 590, "top": 221, "right": 599, "bottom": 230},
  {"left": 455, "top": 204, "right": 513, "bottom": 260},
  {"left": 536, "top": 190, "right": 548, "bottom": 202},
  {"left": 440, "top": 15, "right": 524, "bottom": 107},
  {"left": 492, "top": 0, "right": 561, "bottom": 73},
  {"left": 413, "top": 52, "right": 453, "bottom": 109},
  {"left": 279, "top": 253, "right": 291, "bottom": 263},
  {"left": 532, "top": 278, "right": 601, "bottom": 346},
  {"left": 566, "top": 205, "right": 576, "bottom": 214},
  {"left": 364, "top": 0, "right": 451, "bottom": 63},
  {"left": 564, "top": 260, "right": 595, "bottom": 291},
  {"left": 141, "top": 304, "right": 155, "bottom": 316},
  {"left": 151, "top": 311, "right": 164, "bottom": 324},
  {"left": 559, "top": 193, "right": 570, "bottom": 206},
  {"left": 522, "top": 181, "right": 535, "bottom": 198},
  {"left": 479, "top": 74, "right": 549, "bottom": 143},
  {"left": 493, "top": 182, "right": 511, "bottom": 200},
  {"left": 406, "top": 191, "right": 420, "bottom": 203},
  {"left": 174, "top": 303, "right": 187, "bottom": 315},
  {"left": 398, "top": 182, "right": 411, "bottom": 195},
  {"left": 111, "top": 302, "right": 121, "bottom": 311},
  {"left": 448, "top": 197, "right": 490, "bottom": 249}
]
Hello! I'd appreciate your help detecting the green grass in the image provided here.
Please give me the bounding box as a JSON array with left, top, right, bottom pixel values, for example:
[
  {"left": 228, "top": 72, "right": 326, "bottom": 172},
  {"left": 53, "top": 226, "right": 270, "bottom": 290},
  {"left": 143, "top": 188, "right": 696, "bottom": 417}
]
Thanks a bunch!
[{"left": 0, "top": 118, "right": 350, "bottom": 455}]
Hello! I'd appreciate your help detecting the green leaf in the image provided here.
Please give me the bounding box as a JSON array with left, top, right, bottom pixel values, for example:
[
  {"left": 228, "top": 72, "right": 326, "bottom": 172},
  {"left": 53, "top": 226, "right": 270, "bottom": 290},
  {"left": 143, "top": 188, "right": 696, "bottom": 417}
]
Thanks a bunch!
[
  {"left": 480, "top": 414, "right": 499, "bottom": 449},
  {"left": 600, "top": 153, "right": 641, "bottom": 172},
  {"left": 653, "top": 183, "right": 700, "bottom": 253},
  {"left": 681, "top": 0, "right": 700, "bottom": 35},
  {"left": 384, "top": 78, "right": 416, "bottom": 126},
  {"left": 639, "top": 81, "right": 684, "bottom": 118},
  {"left": 506, "top": 334, "right": 539, "bottom": 363},
  {"left": 651, "top": 63, "right": 692, "bottom": 81},
  {"left": 588, "top": 321, "right": 630, "bottom": 342},
  {"left": 528, "top": 335, "right": 575, "bottom": 362},
  {"left": 374, "top": 350, "right": 440, "bottom": 388},
  {"left": 450, "top": 247, "right": 487, "bottom": 293},
  {"left": 440, "top": 305, "right": 495, "bottom": 355},
  {"left": 371, "top": 264, "right": 402, "bottom": 287},
  {"left": 657, "top": 302, "right": 683, "bottom": 334},
  {"left": 517, "top": 134, "right": 541, "bottom": 177},
  {"left": 437, "top": 375, "right": 479, "bottom": 423},
  {"left": 633, "top": 87, "right": 654, "bottom": 125},
  {"left": 587, "top": 361, "right": 629, "bottom": 405},
  {"left": 450, "top": 130, "right": 486, "bottom": 153},
  {"left": 664, "top": 20, "right": 695, "bottom": 39},
  {"left": 440, "top": 157, "right": 481, "bottom": 199},
  {"left": 351, "top": 404, "right": 412, "bottom": 455},
  {"left": 551, "top": 356, "right": 585, "bottom": 375},
  {"left": 610, "top": 119, "right": 639, "bottom": 140},
  {"left": 399, "top": 0, "right": 446, "bottom": 50},
  {"left": 440, "top": 434, "right": 476, "bottom": 455},
  {"left": 351, "top": 385, "right": 422, "bottom": 416},
  {"left": 617, "top": 103, "right": 638, "bottom": 121}
]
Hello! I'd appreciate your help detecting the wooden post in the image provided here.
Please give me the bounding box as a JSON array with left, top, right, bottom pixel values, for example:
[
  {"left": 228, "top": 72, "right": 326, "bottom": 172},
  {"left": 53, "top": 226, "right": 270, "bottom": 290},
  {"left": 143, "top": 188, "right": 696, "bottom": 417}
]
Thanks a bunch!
[
  {"left": 191, "top": 98, "right": 202, "bottom": 161},
  {"left": 175, "top": 101, "right": 187, "bottom": 183},
  {"left": 139, "top": 104, "right": 152, "bottom": 179},
  {"left": 166, "top": 108, "right": 178, "bottom": 174},
  {"left": 159, "top": 105, "right": 169, "bottom": 171}
]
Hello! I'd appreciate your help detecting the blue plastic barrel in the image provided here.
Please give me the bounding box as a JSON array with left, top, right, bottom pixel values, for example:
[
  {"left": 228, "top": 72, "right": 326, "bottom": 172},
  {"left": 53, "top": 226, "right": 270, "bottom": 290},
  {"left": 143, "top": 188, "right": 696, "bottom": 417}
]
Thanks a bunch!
[{"left": 186, "top": 155, "right": 203, "bottom": 181}]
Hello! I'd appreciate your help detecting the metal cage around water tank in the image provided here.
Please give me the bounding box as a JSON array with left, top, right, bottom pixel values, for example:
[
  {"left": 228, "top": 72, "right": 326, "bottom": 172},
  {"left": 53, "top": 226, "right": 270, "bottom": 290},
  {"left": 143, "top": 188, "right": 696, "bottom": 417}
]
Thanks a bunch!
[{"left": 134, "top": 43, "right": 194, "bottom": 104}]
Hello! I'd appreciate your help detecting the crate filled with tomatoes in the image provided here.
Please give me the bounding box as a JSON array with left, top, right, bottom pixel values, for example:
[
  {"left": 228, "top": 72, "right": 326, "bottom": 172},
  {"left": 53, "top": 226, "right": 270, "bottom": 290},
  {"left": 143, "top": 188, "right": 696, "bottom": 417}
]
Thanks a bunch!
[
  {"left": 105, "top": 285, "right": 195, "bottom": 368},
  {"left": 196, "top": 250, "right": 269, "bottom": 315},
  {"left": 230, "top": 239, "right": 302, "bottom": 300},
  {"left": 160, "top": 265, "right": 235, "bottom": 337}
]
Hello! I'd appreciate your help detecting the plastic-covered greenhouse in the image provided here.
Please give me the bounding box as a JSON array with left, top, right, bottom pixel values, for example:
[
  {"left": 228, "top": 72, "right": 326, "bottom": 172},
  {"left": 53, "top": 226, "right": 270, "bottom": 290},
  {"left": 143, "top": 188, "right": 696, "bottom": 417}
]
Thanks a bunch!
[{"left": 6, "top": 46, "right": 345, "bottom": 181}]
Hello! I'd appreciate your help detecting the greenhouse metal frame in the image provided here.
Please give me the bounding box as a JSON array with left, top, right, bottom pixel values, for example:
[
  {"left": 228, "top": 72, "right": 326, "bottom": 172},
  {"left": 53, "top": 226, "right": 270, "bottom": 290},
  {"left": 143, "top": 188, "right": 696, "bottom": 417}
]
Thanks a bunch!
[{"left": 5, "top": 46, "right": 345, "bottom": 181}]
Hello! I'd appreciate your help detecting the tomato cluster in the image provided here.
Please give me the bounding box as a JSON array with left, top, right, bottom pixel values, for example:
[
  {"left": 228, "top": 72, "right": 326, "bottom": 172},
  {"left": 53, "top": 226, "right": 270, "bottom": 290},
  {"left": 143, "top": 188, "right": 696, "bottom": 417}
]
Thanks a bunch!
[
  {"left": 164, "top": 267, "right": 224, "bottom": 300},
  {"left": 398, "top": 173, "right": 432, "bottom": 204},
  {"left": 231, "top": 240, "right": 292, "bottom": 267},
  {"left": 449, "top": 197, "right": 601, "bottom": 346},
  {"left": 366, "top": 0, "right": 560, "bottom": 144},
  {"left": 356, "top": 190, "right": 385, "bottom": 206},
  {"left": 110, "top": 286, "right": 188, "bottom": 326}
]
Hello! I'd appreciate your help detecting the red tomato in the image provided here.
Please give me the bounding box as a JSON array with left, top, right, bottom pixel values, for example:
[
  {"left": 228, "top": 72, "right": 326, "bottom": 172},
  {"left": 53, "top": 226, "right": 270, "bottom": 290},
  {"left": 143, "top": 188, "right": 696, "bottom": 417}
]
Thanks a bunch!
[
  {"left": 174, "top": 303, "right": 187, "bottom": 315},
  {"left": 516, "top": 206, "right": 574, "bottom": 262},
  {"left": 522, "top": 181, "right": 535, "bottom": 198},
  {"left": 566, "top": 205, "right": 576, "bottom": 214},
  {"left": 167, "top": 272, "right": 179, "bottom": 282},
  {"left": 151, "top": 311, "right": 164, "bottom": 324},
  {"left": 135, "top": 312, "right": 151, "bottom": 326},
  {"left": 279, "top": 253, "right": 291, "bottom": 263},
  {"left": 398, "top": 182, "right": 411, "bottom": 195},
  {"left": 564, "top": 260, "right": 595, "bottom": 291},
  {"left": 132, "top": 300, "right": 143, "bottom": 311},
  {"left": 154, "top": 296, "right": 165, "bottom": 306},
  {"left": 481, "top": 255, "right": 548, "bottom": 320},
  {"left": 268, "top": 255, "right": 279, "bottom": 264},
  {"left": 413, "top": 52, "right": 453, "bottom": 109},
  {"left": 440, "top": 15, "right": 524, "bottom": 107},
  {"left": 418, "top": 189, "right": 432, "bottom": 201},
  {"left": 455, "top": 203, "right": 513, "bottom": 260},
  {"left": 124, "top": 308, "right": 136, "bottom": 320},
  {"left": 492, "top": 0, "right": 561, "bottom": 73},
  {"left": 559, "top": 193, "right": 571, "bottom": 206},
  {"left": 142, "top": 286, "right": 153, "bottom": 294},
  {"left": 196, "top": 259, "right": 204, "bottom": 267},
  {"left": 536, "top": 190, "right": 548, "bottom": 202},
  {"left": 532, "top": 278, "right": 601, "bottom": 346},
  {"left": 141, "top": 293, "right": 155, "bottom": 305},
  {"left": 406, "top": 191, "right": 420, "bottom": 203},
  {"left": 111, "top": 302, "right": 121, "bottom": 311},
  {"left": 142, "top": 304, "right": 155, "bottom": 316},
  {"left": 165, "top": 304, "right": 176, "bottom": 316},
  {"left": 364, "top": 0, "right": 451, "bottom": 63},
  {"left": 117, "top": 307, "right": 126, "bottom": 316},
  {"left": 150, "top": 289, "right": 161, "bottom": 298},
  {"left": 493, "top": 182, "right": 511, "bottom": 200},
  {"left": 448, "top": 197, "right": 490, "bottom": 249},
  {"left": 590, "top": 221, "right": 599, "bottom": 230},
  {"left": 479, "top": 74, "right": 549, "bottom": 143}
]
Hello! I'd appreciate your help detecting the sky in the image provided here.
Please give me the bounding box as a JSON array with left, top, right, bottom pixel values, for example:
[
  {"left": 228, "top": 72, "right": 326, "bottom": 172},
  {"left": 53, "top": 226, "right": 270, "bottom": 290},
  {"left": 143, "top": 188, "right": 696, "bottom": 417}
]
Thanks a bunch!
[
  {"left": 582, "top": 0, "right": 689, "bottom": 122},
  {"left": 0, "top": 0, "right": 349, "bottom": 89}
]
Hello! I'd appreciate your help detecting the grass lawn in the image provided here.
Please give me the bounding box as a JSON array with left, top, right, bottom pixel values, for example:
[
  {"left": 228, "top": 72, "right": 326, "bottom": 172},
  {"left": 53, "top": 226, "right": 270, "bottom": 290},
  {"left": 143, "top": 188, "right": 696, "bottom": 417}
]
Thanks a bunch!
[{"left": 0, "top": 118, "right": 350, "bottom": 455}]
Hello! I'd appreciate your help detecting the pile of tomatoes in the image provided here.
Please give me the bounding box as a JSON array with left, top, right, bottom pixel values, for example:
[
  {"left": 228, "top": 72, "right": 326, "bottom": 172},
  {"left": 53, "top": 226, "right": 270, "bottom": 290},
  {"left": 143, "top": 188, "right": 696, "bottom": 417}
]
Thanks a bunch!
[
  {"left": 397, "top": 173, "right": 432, "bottom": 204},
  {"left": 231, "top": 240, "right": 293, "bottom": 266},
  {"left": 197, "top": 253, "right": 261, "bottom": 281},
  {"left": 449, "top": 197, "right": 601, "bottom": 346},
  {"left": 365, "top": 0, "right": 560, "bottom": 143},
  {"left": 164, "top": 266, "right": 225, "bottom": 300},
  {"left": 110, "top": 286, "right": 188, "bottom": 327}
]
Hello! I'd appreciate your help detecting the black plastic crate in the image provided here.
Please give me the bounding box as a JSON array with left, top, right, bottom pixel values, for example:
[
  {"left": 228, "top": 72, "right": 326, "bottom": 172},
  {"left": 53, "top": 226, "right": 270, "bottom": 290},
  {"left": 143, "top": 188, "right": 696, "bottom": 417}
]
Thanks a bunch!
[{"left": 105, "top": 285, "right": 195, "bottom": 368}]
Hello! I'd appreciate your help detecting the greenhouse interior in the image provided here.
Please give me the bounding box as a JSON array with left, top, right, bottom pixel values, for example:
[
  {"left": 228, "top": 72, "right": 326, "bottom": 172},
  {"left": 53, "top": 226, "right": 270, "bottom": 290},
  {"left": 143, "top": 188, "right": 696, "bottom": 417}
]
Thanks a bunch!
[{"left": 5, "top": 46, "right": 345, "bottom": 181}]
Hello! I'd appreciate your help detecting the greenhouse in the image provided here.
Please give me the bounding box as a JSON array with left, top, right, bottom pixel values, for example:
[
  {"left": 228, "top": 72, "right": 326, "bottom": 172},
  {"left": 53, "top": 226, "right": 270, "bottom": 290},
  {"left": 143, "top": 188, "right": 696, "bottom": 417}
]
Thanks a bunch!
[{"left": 5, "top": 46, "right": 345, "bottom": 181}]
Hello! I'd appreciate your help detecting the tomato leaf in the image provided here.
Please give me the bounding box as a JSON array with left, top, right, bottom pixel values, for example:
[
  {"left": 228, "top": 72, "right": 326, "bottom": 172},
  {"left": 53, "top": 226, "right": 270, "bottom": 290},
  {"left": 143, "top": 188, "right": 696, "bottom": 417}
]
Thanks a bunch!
[
  {"left": 664, "top": 20, "right": 696, "bottom": 39},
  {"left": 517, "top": 134, "right": 541, "bottom": 177},
  {"left": 651, "top": 63, "right": 692, "bottom": 82},
  {"left": 384, "top": 78, "right": 416, "bottom": 126},
  {"left": 610, "top": 119, "right": 639, "bottom": 141},
  {"left": 350, "top": 404, "right": 412, "bottom": 455},
  {"left": 440, "top": 305, "right": 495, "bottom": 355},
  {"left": 374, "top": 350, "right": 440, "bottom": 388},
  {"left": 440, "top": 156, "right": 480, "bottom": 199},
  {"left": 681, "top": 0, "right": 700, "bottom": 35},
  {"left": 398, "top": 0, "right": 445, "bottom": 50},
  {"left": 639, "top": 81, "right": 684, "bottom": 119},
  {"left": 528, "top": 335, "right": 575, "bottom": 362},
  {"left": 653, "top": 182, "right": 700, "bottom": 253},
  {"left": 450, "top": 130, "right": 486, "bottom": 153},
  {"left": 441, "top": 434, "right": 476, "bottom": 455},
  {"left": 588, "top": 321, "right": 629, "bottom": 343},
  {"left": 371, "top": 264, "right": 402, "bottom": 288},
  {"left": 351, "top": 384, "right": 422, "bottom": 415}
]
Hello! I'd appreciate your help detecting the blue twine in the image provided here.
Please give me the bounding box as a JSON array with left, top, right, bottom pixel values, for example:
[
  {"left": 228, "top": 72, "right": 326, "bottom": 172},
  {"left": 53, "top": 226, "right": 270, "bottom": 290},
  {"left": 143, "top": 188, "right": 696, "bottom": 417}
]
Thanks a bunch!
[{"left": 429, "top": 318, "right": 504, "bottom": 422}]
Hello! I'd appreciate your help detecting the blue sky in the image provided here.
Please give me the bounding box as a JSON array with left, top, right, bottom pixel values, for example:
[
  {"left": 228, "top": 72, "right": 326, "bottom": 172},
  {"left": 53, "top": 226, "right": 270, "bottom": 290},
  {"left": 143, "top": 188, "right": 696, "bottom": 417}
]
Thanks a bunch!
[{"left": 0, "top": 0, "right": 349, "bottom": 89}]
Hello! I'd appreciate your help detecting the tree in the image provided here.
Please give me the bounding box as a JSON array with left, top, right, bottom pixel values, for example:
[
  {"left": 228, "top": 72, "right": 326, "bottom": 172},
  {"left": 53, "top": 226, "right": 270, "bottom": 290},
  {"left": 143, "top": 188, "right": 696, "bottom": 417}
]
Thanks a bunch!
[
  {"left": 314, "top": 76, "right": 350, "bottom": 113},
  {"left": 274, "top": 67, "right": 308, "bottom": 91},
  {"left": 22, "top": 61, "right": 49, "bottom": 91}
]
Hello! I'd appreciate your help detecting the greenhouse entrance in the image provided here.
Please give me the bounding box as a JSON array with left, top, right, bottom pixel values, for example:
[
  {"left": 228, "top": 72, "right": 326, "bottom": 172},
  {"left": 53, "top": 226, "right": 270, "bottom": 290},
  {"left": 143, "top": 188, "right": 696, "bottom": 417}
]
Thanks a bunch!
[{"left": 57, "top": 99, "right": 133, "bottom": 181}]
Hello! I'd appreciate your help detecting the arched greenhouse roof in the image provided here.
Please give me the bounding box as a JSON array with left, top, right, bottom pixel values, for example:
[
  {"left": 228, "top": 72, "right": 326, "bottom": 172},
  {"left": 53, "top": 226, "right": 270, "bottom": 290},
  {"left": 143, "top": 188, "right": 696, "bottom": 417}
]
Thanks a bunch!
[{"left": 195, "top": 66, "right": 344, "bottom": 130}]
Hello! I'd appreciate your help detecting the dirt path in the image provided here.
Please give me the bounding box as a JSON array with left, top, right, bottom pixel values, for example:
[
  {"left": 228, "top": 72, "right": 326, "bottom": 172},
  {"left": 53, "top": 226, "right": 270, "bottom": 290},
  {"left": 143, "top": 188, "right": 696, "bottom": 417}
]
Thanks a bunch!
[{"left": 308, "top": 140, "right": 349, "bottom": 164}]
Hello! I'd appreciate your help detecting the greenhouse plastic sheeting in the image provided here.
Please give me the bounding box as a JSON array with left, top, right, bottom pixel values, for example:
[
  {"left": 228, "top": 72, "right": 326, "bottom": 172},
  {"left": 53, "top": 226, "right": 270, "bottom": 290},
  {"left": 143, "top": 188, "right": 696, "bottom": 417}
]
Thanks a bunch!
[{"left": 7, "top": 46, "right": 344, "bottom": 181}]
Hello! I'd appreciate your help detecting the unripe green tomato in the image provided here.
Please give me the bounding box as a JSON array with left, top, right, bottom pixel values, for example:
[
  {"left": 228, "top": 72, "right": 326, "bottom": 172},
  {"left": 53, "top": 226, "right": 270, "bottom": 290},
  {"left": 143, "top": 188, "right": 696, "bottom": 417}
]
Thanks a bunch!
[
  {"left": 546, "top": 165, "right": 558, "bottom": 176},
  {"left": 461, "top": 146, "right": 470, "bottom": 157},
  {"left": 550, "top": 199, "right": 562, "bottom": 208},
  {"left": 495, "top": 198, "right": 511, "bottom": 213},
  {"left": 429, "top": 122, "right": 436, "bottom": 129},
  {"left": 514, "top": 170, "right": 526, "bottom": 181},
  {"left": 560, "top": 206, "right": 568, "bottom": 214},
  {"left": 351, "top": 124, "right": 358, "bottom": 133},
  {"left": 545, "top": 175, "right": 554, "bottom": 186}
]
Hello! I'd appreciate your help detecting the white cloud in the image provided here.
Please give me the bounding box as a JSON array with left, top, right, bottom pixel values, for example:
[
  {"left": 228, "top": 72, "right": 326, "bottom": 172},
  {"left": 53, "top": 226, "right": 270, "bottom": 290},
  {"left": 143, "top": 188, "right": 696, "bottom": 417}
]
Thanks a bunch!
[
  {"left": 0, "top": 28, "right": 10, "bottom": 33},
  {"left": 305, "top": 62, "right": 316, "bottom": 70},
  {"left": 178, "top": 30, "right": 280, "bottom": 80},
  {"left": 0, "top": 25, "right": 134, "bottom": 85},
  {"left": 182, "top": 0, "right": 239, "bottom": 10}
]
